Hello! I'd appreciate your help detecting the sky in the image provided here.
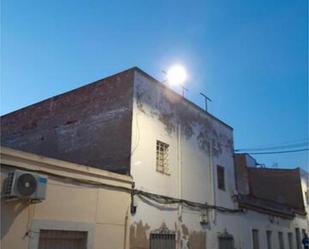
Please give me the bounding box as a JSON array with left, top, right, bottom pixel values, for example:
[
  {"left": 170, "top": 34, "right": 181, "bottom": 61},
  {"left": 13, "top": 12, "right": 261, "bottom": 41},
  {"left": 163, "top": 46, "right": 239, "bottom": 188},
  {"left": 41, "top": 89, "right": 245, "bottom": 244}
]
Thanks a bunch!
[{"left": 1, "top": 0, "right": 308, "bottom": 170}]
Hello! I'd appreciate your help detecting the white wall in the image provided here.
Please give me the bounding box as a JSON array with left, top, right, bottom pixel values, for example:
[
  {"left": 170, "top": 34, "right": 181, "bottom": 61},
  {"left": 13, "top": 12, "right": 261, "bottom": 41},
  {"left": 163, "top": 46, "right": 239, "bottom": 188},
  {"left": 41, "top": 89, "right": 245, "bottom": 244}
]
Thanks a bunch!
[
  {"left": 130, "top": 71, "right": 237, "bottom": 249},
  {"left": 129, "top": 71, "right": 308, "bottom": 249}
]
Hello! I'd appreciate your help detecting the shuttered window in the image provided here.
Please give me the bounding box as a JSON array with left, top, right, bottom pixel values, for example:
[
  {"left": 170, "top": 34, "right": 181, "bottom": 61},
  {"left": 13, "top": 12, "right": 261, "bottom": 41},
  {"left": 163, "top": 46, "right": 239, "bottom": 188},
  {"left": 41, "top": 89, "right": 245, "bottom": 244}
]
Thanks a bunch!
[
  {"left": 252, "top": 229, "right": 260, "bottom": 249},
  {"left": 288, "top": 232, "right": 294, "bottom": 249},
  {"left": 150, "top": 233, "right": 176, "bottom": 249},
  {"left": 38, "top": 230, "right": 87, "bottom": 249},
  {"left": 278, "top": 232, "right": 285, "bottom": 249},
  {"left": 217, "top": 165, "right": 225, "bottom": 190},
  {"left": 295, "top": 228, "right": 301, "bottom": 249},
  {"left": 266, "top": 231, "right": 272, "bottom": 249}
]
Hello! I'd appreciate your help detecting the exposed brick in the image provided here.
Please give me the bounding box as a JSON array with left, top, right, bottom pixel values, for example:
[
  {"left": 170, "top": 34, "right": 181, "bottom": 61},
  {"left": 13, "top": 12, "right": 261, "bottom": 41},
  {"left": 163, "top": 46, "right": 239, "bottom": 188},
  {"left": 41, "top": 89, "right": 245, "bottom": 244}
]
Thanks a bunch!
[{"left": 1, "top": 69, "right": 135, "bottom": 174}]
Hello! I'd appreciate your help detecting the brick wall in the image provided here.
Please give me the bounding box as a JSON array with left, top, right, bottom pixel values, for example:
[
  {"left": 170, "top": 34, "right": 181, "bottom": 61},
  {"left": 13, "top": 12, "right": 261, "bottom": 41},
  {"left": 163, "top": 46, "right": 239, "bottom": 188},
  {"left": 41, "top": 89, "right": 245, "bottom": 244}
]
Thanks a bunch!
[{"left": 1, "top": 69, "right": 135, "bottom": 174}]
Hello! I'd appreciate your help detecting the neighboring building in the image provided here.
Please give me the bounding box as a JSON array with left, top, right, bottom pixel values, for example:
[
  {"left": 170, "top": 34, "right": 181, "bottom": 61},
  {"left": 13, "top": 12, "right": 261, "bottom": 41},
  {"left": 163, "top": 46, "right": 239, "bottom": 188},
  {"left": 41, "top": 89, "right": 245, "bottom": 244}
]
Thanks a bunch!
[
  {"left": 1, "top": 67, "right": 308, "bottom": 249},
  {"left": 234, "top": 154, "right": 309, "bottom": 249},
  {"left": 1, "top": 146, "right": 132, "bottom": 249}
]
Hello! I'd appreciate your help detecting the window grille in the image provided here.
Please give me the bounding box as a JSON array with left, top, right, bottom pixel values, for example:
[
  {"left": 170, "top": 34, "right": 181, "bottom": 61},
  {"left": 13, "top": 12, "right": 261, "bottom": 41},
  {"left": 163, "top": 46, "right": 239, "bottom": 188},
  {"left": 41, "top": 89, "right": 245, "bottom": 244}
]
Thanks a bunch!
[
  {"left": 38, "top": 230, "right": 87, "bottom": 249},
  {"left": 156, "top": 140, "right": 169, "bottom": 174},
  {"left": 150, "top": 233, "right": 176, "bottom": 249},
  {"left": 150, "top": 223, "right": 175, "bottom": 249},
  {"left": 218, "top": 231, "right": 234, "bottom": 249}
]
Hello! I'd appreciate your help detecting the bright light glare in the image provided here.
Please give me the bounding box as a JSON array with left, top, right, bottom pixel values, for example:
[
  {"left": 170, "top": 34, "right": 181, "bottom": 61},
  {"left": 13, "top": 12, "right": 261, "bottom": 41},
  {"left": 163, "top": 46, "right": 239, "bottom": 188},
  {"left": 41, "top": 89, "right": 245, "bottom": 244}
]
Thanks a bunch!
[{"left": 166, "top": 64, "right": 187, "bottom": 86}]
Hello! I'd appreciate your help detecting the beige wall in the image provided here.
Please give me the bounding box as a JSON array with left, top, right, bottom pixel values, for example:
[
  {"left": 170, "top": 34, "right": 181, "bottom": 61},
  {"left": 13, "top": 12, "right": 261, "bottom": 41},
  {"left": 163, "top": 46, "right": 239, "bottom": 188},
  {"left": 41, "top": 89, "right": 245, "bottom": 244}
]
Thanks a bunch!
[{"left": 0, "top": 147, "right": 132, "bottom": 249}]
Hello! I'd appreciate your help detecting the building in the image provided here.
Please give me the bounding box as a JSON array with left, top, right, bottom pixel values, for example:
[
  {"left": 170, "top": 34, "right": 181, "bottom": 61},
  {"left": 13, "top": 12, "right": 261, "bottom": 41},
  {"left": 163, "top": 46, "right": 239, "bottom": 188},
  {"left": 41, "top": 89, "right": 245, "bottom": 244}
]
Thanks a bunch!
[
  {"left": 1, "top": 67, "right": 308, "bottom": 249},
  {"left": 1, "top": 147, "right": 132, "bottom": 249},
  {"left": 234, "top": 154, "right": 309, "bottom": 249}
]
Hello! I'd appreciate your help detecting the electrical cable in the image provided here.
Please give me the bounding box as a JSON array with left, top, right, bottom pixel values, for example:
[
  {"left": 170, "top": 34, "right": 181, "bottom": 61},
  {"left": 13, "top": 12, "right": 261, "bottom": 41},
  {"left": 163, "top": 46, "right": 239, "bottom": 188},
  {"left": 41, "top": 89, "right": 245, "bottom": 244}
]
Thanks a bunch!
[
  {"left": 235, "top": 141, "right": 308, "bottom": 152},
  {"left": 248, "top": 148, "right": 309, "bottom": 155},
  {"left": 134, "top": 189, "right": 241, "bottom": 213},
  {"left": 3, "top": 164, "right": 241, "bottom": 214}
]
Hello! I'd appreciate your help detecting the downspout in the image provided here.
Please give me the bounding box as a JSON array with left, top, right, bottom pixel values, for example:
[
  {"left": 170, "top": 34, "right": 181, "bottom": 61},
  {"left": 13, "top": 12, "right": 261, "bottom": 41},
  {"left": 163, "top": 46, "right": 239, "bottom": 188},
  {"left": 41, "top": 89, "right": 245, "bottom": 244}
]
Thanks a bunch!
[
  {"left": 178, "top": 124, "right": 182, "bottom": 214},
  {"left": 123, "top": 207, "right": 129, "bottom": 249},
  {"left": 209, "top": 140, "right": 217, "bottom": 224},
  {"left": 177, "top": 123, "right": 183, "bottom": 245}
]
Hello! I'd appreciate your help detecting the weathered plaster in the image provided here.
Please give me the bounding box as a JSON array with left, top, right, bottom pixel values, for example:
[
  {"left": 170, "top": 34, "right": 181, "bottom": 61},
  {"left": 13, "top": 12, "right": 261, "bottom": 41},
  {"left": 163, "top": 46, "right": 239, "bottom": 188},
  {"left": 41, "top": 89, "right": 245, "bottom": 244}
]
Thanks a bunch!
[
  {"left": 130, "top": 221, "right": 150, "bottom": 249},
  {"left": 134, "top": 74, "right": 232, "bottom": 158}
]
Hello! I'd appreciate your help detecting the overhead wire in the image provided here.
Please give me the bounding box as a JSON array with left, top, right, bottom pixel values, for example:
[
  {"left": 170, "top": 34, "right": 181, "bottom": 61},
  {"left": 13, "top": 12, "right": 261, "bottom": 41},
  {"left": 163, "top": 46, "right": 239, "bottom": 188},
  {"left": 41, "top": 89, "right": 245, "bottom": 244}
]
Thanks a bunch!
[
  {"left": 247, "top": 148, "right": 309, "bottom": 155},
  {"left": 3, "top": 164, "right": 242, "bottom": 214},
  {"left": 235, "top": 141, "right": 308, "bottom": 152},
  {"left": 235, "top": 139, "right": 308, "bottom": 154}
]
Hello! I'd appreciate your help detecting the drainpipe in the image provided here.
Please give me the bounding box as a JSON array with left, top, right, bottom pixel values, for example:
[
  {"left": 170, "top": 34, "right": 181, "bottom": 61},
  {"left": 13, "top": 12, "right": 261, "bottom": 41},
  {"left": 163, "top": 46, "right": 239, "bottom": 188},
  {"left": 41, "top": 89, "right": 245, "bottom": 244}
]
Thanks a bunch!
[
  {"left": 123, "top": 207, "right": 129, "bottom": 249},
  {"left": 209, "top": 140, "right": 216, "bottom": 224},
  {"left": 177, "top": 124, "right": 183, "bottom": 216},
  {"left": 177, "top": 122, "right": 183, "bottom": 247}
]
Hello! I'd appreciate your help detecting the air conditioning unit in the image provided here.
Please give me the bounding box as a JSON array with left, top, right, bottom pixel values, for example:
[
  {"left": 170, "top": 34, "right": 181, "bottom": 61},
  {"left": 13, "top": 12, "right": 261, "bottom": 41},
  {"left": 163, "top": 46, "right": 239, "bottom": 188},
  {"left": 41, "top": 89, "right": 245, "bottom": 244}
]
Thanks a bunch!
[{"left": 3, "top": 170, "right": 47, "bottom": 201}]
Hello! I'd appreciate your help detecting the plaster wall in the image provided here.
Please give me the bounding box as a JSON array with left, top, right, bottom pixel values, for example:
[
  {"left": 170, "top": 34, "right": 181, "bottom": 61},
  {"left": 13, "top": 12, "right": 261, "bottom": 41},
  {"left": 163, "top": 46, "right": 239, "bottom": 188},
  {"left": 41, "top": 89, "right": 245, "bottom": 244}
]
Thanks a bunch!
[
  {"left": 0, "top": 148, "right": 132, "bottom": 249},
  {"left": 129, "top": 71, "right": 237, "bottom": 249},
  {"left": 129, "top": 71, "right": 308, "bottom": 249}
]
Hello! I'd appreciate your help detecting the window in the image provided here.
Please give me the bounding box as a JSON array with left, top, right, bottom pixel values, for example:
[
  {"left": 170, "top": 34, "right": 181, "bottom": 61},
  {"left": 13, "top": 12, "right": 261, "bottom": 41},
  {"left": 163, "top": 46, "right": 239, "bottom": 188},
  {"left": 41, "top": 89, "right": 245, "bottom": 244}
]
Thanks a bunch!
[
  {"left": 252, "top": 229, "right": 260, "bottom": 249},
  {"left": 278, "top": 232, "right": 285, "bottom": 249},
  {"left": 217, "top": 165, "right": 225, "bottom": 190},
  {"left": 218, "top": 236, "right": 234, "bottom": 249},
  {"left": 302, "top": 229, "right": 307, "bottom": 238},
  {"left": 156, "top": 140, "right": 169, "bottom": 174},
  {"left": 38, "top": 230, "right": 87, "bottom": 249},
  {"left": 288, "top": 232, "right": 294, "bottom": 249},
  {"left": 295, "top": 228, "right": 301, "bottom": 249},
  {"left": 29, "top": 219, "right": 92, "bottom": 249},
  {"left": 266, "top": 231, "right": 272, "bottom": 249},
  {"left": 150, "top": 233, "right": 175, "bottom": 249}
]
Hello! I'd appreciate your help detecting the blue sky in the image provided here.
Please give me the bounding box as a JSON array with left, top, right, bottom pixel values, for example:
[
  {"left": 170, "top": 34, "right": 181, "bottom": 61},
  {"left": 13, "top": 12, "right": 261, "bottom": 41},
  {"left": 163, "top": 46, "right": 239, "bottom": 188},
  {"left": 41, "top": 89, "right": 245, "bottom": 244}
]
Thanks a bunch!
[{"left": 1, "top": 0, "right": 308, "bottom": 170}]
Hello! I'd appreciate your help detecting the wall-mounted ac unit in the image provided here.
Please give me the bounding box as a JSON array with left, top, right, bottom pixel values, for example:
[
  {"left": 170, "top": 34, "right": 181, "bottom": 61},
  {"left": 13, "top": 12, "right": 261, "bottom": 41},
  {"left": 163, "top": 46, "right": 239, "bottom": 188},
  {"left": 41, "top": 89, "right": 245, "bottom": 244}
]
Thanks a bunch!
[{"left": 3, "top": 170, "right": 47, "bottom": 201}]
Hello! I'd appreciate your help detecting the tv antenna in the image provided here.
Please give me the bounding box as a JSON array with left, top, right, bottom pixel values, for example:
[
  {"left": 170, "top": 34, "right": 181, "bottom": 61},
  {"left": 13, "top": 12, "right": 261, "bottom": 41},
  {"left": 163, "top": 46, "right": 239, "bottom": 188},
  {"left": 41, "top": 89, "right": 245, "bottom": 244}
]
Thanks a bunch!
[{"left": 200, "top": 92, "right": 212, "bottom": 111}]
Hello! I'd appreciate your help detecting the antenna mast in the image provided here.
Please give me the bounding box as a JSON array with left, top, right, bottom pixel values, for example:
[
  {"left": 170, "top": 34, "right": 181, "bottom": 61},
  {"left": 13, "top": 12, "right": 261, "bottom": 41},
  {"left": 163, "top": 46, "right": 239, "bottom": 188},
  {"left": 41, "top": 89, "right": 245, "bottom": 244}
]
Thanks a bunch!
[{"left": 200, "top": 92, "right": 212, "bottom": 112}]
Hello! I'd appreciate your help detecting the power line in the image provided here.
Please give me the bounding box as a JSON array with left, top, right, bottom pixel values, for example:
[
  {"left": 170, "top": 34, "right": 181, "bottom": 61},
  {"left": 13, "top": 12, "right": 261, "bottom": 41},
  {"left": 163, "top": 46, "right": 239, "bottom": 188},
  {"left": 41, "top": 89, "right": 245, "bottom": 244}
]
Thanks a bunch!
[
  {"left": 236, "top": 142, "right": 308, "bottom": 152},
  {"left": 248, "top": 148, "right": 309, "bottom": 155}
]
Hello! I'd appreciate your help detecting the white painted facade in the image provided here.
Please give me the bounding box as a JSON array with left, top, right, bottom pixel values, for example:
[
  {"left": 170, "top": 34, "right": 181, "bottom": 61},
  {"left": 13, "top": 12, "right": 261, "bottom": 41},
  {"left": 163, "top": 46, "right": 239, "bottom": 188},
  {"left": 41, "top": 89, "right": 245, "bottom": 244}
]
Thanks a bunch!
[{"left": 129, "top": 70, "right": 308, "bottom": 249}]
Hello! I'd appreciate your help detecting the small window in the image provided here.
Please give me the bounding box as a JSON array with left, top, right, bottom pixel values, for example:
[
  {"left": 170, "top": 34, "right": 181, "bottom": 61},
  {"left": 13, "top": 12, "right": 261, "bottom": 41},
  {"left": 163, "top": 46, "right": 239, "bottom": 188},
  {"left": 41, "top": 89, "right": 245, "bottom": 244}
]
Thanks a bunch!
[
  {"left": 156, "top": 140, "right": 169, "bottom": 174},
  {"left": 266, "top": 230, "right": 272, "bottom": 249},
  {"left": 302, "top": 229, "right": 307, "bottom": 238},
  {"left": 252, "top": 229, "right": 260, "bottom": 249},
  {"left": 38, "top": 230, "right": 87, "bottom": 249},
  {"left": 150, "top": 233, "right": 175, "bottom": 249},
  {"left": 288, "top": 232, "right": 294, "bottom": 249},
  {"left": 295, "top": 228, "right": 301, "bottom": 249},
  {"left": 217, "top": 165, "right": 225, "bottom": 190},
  {"left": 278, "top": 232, "right": 285, "bottom": 249}
]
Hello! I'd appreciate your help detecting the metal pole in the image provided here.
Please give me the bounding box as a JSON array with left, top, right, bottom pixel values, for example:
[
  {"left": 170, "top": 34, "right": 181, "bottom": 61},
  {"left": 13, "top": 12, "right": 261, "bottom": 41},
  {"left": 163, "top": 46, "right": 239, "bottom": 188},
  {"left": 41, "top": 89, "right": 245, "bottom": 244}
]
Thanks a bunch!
[{"left": 200, "top": 92, "right": 212, "bottom": 111}]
